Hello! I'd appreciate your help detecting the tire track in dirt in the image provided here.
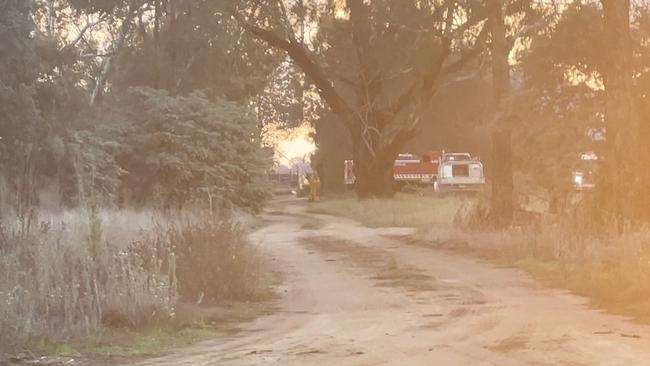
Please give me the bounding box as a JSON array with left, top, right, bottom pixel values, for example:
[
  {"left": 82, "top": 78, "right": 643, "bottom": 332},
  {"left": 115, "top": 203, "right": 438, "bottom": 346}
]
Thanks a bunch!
[{"left": 302, "top": 235, "right": 437, "bottom": 295}]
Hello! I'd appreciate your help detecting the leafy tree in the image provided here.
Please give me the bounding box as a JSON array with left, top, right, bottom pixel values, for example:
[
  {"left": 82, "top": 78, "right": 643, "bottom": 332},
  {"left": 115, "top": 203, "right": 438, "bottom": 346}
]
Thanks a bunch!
[
  {"left": 241, "top": 0, "right": 552, "bottom": 198},
  {"left": 241, "top": 0, "right": 490, "bottom": 197},
  {"left": 506, "top": 0, "right": 650, "bottom": 221},
  {"left": 5, "top": 0, "right": 277, "bottom": 211},
  {"left": 110, "top": 0, "right": 282, "bottom": 101},
  {"left": 0, "top": 0, "right": 43, "bottom": 214},
  {"left": 109, "top": 87, "right": 270, "bottom": 211},
  {"left": 257, "top": 60, "right": 317, "bottom": 129},
  {"left": 598, "top": 0, "right": 643, "bottom": 221}
]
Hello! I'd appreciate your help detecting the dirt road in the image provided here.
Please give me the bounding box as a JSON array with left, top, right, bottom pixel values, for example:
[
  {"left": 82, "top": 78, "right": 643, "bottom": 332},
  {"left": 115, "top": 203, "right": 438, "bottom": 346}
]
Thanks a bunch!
[{"left": 130, "top": 198, "right": 650, "bottom": 365}]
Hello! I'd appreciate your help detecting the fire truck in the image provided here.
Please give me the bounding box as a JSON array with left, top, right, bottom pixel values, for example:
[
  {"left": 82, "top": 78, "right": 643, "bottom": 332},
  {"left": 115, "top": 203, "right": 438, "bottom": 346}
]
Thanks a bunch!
[{"left": 344, "top": 151, "right": 442, "bottom": 190}]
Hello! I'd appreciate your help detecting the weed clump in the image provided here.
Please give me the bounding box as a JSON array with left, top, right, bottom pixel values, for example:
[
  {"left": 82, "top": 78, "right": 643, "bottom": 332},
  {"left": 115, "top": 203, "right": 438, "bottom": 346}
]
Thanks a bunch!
[{"left": 157, "top": 216, "right": 267, "bottom": 304}]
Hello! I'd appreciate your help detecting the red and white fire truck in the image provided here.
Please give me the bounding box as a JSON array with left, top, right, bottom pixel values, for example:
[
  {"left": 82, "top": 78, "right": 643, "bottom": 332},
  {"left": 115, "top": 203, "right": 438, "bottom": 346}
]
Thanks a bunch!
[{"left": 344, "top": 151, "right": 442, "bottom": 190}]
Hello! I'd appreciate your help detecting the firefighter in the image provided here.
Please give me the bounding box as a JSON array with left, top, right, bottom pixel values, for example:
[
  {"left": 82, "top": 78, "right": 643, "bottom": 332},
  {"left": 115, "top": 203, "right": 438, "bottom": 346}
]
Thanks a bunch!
[{"left": 307, "top": 174, "right": 321, "bottom": 202}]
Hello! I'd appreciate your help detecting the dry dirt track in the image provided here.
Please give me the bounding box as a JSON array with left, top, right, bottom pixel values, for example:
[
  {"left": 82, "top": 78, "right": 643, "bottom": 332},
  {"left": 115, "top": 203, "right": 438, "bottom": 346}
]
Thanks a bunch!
[{"left": 130, "top": 198, "right": 650, "bottom": 366}]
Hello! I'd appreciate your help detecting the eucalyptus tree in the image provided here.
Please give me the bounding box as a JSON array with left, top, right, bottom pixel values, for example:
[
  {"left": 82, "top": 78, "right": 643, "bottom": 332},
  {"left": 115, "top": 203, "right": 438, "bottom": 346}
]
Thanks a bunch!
[
  {"left": 240, "top": 0, "right": 491, "bottom": 197},
  {"left": 108, "top": 0, "right": 282, "bottom": 101},
  {"left": 598, "top": 0, "right": 644, "bottom": 222},
  {"left": 511, "top": 0, "right": 650, "bottom": 222},
  {"left": 486, "top": 0, "right": 554, "bottom": 224}
]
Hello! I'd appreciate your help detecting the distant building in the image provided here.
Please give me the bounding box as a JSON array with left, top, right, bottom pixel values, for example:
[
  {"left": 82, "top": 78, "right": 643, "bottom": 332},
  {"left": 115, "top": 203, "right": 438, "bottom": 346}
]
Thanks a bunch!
[{"left": 270, "top": 161, "right": 313, "bottom": 188}]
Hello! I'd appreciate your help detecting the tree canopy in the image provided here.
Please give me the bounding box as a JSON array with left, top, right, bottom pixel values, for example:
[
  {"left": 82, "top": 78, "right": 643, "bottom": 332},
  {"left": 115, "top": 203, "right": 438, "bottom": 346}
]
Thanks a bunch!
[
  {"left": 0, "top": 0, "right": 278, "bottom": 213},
  {"left": 2, "top": 0, "right": 650, "bottom": 222}
]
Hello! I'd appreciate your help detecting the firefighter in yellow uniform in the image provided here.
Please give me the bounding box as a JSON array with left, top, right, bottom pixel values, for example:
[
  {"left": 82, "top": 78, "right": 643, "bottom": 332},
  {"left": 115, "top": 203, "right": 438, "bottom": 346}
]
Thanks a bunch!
[{"left": 307, "top": 174, "right": 321, "bottom": 202}]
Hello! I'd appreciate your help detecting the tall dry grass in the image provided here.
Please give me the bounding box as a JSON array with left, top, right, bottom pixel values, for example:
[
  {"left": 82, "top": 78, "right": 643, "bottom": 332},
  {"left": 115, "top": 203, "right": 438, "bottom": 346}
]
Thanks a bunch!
[
  {"left": 0, "top": 207, "right": 267, "bottom": 353},
  {"left": 420, "top": 197, "right": 650, "bottom": 322},
  {"left": 160, "top": 217, "right": 267, "bottom": 304},
  {"left": 0, "top": 208, "right": 176, "bottom": 350}
]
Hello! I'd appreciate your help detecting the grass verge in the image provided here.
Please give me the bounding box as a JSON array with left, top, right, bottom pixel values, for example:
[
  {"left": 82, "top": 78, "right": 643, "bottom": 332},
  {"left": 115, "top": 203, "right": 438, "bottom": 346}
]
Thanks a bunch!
[
  {"left": 415, "top": 223, "right": 650, "bottom": 325},
  {"left": 0, "top": 208, "right": 278, "bottom": 363},
  {"left": 312, "top": 193, "right": 650, "bottom": 325},
  {"left": 32, "top": 323, "right": 223, "bottom": 363},
  {"left": 28, "top": 300, "right": 276, "bottom": 365},
  {"left": 309, "top": 193, "right": 466, "bottom": 227}
]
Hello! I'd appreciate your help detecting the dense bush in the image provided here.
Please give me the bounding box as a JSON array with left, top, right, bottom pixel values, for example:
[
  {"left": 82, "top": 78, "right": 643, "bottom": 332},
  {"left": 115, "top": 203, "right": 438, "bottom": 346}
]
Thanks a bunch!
[
  {"left": 59, "top": 87, "right": 271, "bottom": 212},
  {"left": 116, "top": 88, "right": 270, "bottom": 211}
]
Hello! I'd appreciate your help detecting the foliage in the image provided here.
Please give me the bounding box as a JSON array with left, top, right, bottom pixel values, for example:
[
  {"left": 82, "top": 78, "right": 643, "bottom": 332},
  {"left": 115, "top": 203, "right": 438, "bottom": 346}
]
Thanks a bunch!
[
  {"left": 1, "top": 0, "right": 278, "bottom": 213},
  {"left": 508, "top": 84, "right": 603, "bottom": 204},
  {"left": 111, "top": 0, "right": 282, "bottom": 100},
  {"left": 521, "top": 2, "right": 604, "bottom": 90},
  {"left": 503, "top": 0, "right": 650, "bottom": 212},
  {"left": 0, "top": 0, "right": 43, "bottom": 212},
  {"left": 68, "top": 127, "right": 126, "bottom": 206},
  {"left": 245, "top": 0, "right": 550, "bottom": 197},
  {"left": 257, "top": 60, "right": 322, "bottom": 129},
  {"left": 113, "top": 88, "right": 270, "bottom": 210}
]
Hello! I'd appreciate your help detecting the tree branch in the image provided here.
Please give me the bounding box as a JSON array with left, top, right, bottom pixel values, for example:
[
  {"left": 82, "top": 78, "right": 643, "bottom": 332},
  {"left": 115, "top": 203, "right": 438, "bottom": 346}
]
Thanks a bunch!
[
  {"left": 506, "top": 13, "right": 551, "bottom": 50},
  {"left": 62, "top": 16, "right": 105, "bottom": 52},
  {"left": 389, "top": 1, "right": 462, "bottom": 117},
  {"left": 243, "top": 23, "right": 354, "bottom": 127},
  {"left": 277, "top": 0, "right": 301, "bottom": 44},
  {"left": 442, "top": 22, "right": 489, "bottom": 74},
  {"left": 91, "top": 5, "right": 138, "bottom": 105}
]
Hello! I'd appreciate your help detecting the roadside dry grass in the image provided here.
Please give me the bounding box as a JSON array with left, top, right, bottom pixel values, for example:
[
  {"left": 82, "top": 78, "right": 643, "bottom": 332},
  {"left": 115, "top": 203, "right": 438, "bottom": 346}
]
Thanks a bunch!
[
  {"left": 314, "top": 193, "right": 650, "bottom": 325},
  {"left": 416, "top": 216, "right": 650, "bottom": 324},
  {"left": 31, "top": 322, "right": 224, "bottom": 364},
  {"left": 0, "top": 208, "right": 276, "bottom": 363},
  {"left": 310, "top": 193, "right": 465, "bottom": 227},
  {"left": 29, "top": 301, "right": 276, "bottom": 365}
]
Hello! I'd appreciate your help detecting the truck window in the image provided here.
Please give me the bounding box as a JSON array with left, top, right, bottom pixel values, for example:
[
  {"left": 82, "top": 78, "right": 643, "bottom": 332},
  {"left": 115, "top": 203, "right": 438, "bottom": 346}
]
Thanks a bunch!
[{"left": 452, "top": 164, "right": 469, "bottom": 177}]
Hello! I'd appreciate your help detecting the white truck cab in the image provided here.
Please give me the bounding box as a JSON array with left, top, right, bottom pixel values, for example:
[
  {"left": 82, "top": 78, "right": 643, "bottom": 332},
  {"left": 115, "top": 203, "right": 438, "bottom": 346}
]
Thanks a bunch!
[{"left": 435, "top": 153, "right": 485, "bottom": 193}]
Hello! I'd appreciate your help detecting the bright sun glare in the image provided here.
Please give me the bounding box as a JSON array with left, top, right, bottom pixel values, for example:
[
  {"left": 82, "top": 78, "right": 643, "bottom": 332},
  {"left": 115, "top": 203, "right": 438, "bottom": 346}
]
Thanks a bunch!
[{"left": 263, "top": 123, "right": 316, "bottom": 166}]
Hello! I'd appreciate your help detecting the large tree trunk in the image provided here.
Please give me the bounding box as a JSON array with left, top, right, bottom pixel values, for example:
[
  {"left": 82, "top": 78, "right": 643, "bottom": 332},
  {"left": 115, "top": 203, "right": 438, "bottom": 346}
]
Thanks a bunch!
[
  {"left": 491, "top": 129, "right": 514, "bottom": 225},
  {"left": 487, "top": 0, "right": 515, "bottom": 226},
  {"left": 599, "top": 0, "right": 642, "bottom": 222},
  {"left": 487, "top": 0, "right": 510, "bottom": 102},
  {"left": 352, "top": 137, "right": 397, "bottom": 198}
]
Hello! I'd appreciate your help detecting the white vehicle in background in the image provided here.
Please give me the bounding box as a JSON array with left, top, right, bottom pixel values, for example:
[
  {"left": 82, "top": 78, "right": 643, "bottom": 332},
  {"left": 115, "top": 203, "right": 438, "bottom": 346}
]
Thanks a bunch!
[
  {"left": 434, "top": 153, "right": 485, "bottom": 193},
  {"left": 573, "top": 151, "right": 599, "bottom": 191}
]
